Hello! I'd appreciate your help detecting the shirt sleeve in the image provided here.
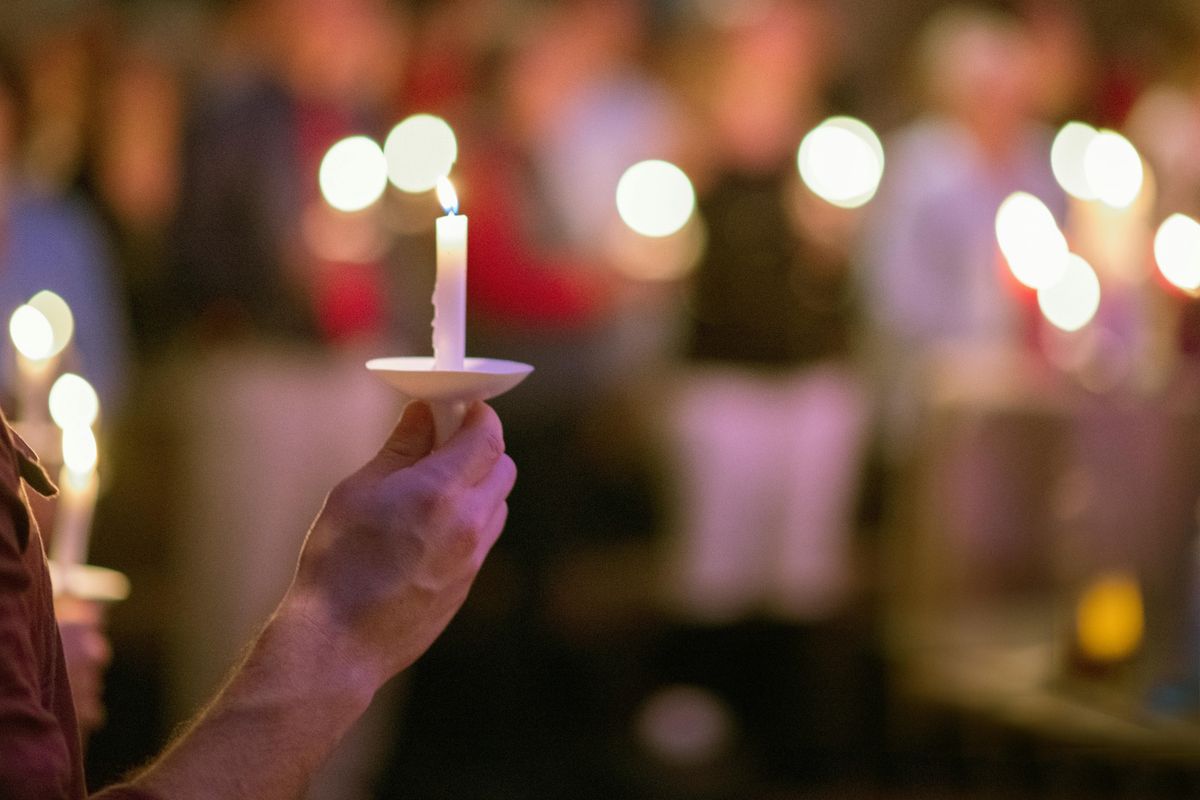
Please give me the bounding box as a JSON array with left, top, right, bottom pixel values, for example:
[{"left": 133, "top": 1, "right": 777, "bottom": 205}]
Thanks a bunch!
[{"left": 90, "top": 785, "right": 165, "bottom": 800}]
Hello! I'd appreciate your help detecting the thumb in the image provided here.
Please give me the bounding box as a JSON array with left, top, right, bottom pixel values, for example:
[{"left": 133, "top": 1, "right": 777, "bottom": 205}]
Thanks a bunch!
[{"left": 369, "top": 401, "right": 436, "bottom": 473}]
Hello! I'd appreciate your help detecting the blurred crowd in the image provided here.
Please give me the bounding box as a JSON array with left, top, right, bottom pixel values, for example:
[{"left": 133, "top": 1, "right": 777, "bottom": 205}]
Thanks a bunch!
[{"left": 4, "top": 0, "right": 1200, "bottom": 797}]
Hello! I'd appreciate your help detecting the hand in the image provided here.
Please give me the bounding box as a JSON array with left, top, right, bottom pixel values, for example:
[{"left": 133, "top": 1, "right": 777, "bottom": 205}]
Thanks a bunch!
[
  {"left": 54, "top": 594, "right": 112, "bottom": 739},
  {"left": 282, "top": 401, "right": 516, "bottom": 688}
]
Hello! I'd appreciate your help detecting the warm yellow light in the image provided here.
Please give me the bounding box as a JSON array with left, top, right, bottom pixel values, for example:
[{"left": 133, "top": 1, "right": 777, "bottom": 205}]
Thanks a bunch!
[
  {"left": 797, "top": 117, "right": 885, "bottom": 209},
  {"left": 1038, "top": 253, "right": 1101, "bottom": 332},
  {"left": 1051, "top": 121, "right": 1099, "bottom": 200},
  {"left": 28, "top": 291, "right": 74, "bottom": 358},
  {"left": 1154, "top": 213, "right": 1200, "bottom": 292},
  {"left": 1083, "top": 130, "right": 1143, "bottom": 209},
  {"left": 1076, "top": 572, "right": 1143, "bottom": 663},
  {"left": 385, "top": 114, "right": 458, "bottom": 194},
  {"left": 9, "top": 305, "right": 55, "bottom": 361},
  {"left": 995, "top": 192, "right": 1069, "bottom": 289},
  {"left": 436, "top": 176, "right": 459, "bottom": 215},
  {"left": 61, "top": 424, "right": 98, "bottom": 477},
  {"left": 616, "top": 160, "right": 696, "bottom": 238},
  {"left": 49, "top": 373, "right": 99, "bottom": 430},
  {"left": 318, "top": 135, "right": 388, "bottom": 213}
]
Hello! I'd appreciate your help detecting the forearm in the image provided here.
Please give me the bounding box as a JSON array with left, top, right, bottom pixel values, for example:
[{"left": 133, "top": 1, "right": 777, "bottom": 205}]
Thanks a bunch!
[{"left": 127, "top": 597, "right": 380, "bottom": 800}]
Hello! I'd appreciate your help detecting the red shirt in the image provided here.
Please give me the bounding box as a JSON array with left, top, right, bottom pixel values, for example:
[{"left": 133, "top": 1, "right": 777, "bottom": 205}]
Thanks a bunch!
[{"left": 0, "top": 414, "right": 155, "bottom": 800}]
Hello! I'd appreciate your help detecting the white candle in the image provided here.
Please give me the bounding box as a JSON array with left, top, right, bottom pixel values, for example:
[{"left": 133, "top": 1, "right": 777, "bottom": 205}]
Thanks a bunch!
[
  {"left": 433, "top": 176, "right": 467, "bottom": 371},
  {"left": 50, "top": 425, "right": 98, "bottom": 569}
]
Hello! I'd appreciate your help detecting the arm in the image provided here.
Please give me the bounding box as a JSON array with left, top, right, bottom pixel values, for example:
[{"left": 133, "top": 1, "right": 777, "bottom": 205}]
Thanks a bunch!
[{"left": 107, "top": 401, "right": 515, "bottom": 800}]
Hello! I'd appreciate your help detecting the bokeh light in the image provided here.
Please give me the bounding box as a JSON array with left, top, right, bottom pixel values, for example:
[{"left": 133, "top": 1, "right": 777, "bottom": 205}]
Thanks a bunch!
[
  {"left": 1037, "top": 253, "right": 1101, "bottom": 332},
  {"left": 384, "top": 114, "right": 458, "bottom": 194},
  {"left": 616, "top": 159, "right": 696, "bottom": 238},
  {"left": 635, "top": 684, "right": 733, "bottom": 766},
  {"left": 28, "top": 291, "right": 74, "bottom": 357},
  {"left": 797, "top": 117, "right": 885, "bottom": 209},
  {"left": 49, "top": 373, "right": 100, "bottom": 431},
  {"left": 1076, "top": 572, "right": 1143, "bottom": 663},
  {"left": 1153, "top": 213, "right": 1200, "bottom": 292},
  {"left": 9, "top": 305, "right": 55, "bottom": 361},
  {"left": 319, "top": 135, "right": 388, "bottom": 213},
  {"left": 1083, "top": 130, "right": 1143, "bottom": 209},
  {"left": 994, "top": 192, "right": 1069, "bottom": 289},
  {"left": 1050, "top": 121, "right": 1098, "bottom": 200},
  {"left": 61, "top": 424, "right": 98, "bottom": 477}
]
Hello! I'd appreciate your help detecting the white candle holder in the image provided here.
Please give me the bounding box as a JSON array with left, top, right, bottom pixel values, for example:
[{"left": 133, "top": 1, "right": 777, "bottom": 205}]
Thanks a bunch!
[
  {"left": 48, "top": 561, "right": 131, "bottom": 603},
  {"left": 366, "top": 357, "right": 533, "bottom": 446}
]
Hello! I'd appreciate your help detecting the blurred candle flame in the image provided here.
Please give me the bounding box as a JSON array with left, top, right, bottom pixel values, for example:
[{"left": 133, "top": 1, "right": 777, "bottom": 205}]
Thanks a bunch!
[
  {"left": 9, "top": 305, "right": 55, "bottom": 361},
  {"left": 385, "top": 114, "right": 458, "bottom": 194},
  {"left": 61, "top": 424, "right": 98, "bottom": 480},
  {"left": 318, "top": 135, "right": 388, "bottom": 213},
  {"left": 616, "top": 160, "right": 696, "bottom": 238},
  {"left": 1154, "top": 213, "right": 1200, "bottom": 293},
  {"left": 1037, "top": 253, "right": 1101, "bottom": 332},
  {"left": 995, "top": 192, "right": 1069, "bottom": 289},
  {"left": 1051, "top": 121, "right": 1099, "bottom": 200},
  {"left": 49, "top": 373, "right": 100, "bottom": 431},
  {"left": 1083, "top": 130, "right": 1143, "bottom": 209},
  {"left": 797, "top": 116, "right": 885, "bottom": 209},
  {"left": 28, "top": 291, "right": 74, "bottom": 357}
]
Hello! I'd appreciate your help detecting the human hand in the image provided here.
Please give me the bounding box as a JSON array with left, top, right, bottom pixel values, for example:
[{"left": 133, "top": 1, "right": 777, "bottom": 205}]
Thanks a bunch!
[
  {"left": 54, "top": 594, "right": 112, "bottom": 739},
  {"left": 281, "top": 401, "right": 515, "bottom": 689}
]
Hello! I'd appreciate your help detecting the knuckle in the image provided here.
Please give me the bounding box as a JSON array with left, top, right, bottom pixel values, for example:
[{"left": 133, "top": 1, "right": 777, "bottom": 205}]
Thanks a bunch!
[
  {"left": 498, "top": 454, "right": 517, "bottom": 487},
  {"left": 446, "top": 513, "right": 482, "bottom": 559},
  {"left": 412, "top": 475, "right": 455, "bottom": 517},
  {"left": 483, "top": 430, "right": 505, "bottom": 462}
]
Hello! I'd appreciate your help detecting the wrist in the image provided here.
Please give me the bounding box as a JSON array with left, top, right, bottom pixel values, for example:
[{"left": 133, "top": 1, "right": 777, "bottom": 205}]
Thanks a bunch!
[
  {"left": 130, "top": 593, "right": 383, "bottom": 800},
  {"left": 268, "top": 591, "right": 385, "bottom": 708}
]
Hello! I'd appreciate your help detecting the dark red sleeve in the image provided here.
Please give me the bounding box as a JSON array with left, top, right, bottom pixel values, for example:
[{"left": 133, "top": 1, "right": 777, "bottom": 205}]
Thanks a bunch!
[
  {"left": 90, "top": 786, "right": 164, "bottom": 800},
  {"left": 0, "top": 421, "right": 77, "bottom": 799}
]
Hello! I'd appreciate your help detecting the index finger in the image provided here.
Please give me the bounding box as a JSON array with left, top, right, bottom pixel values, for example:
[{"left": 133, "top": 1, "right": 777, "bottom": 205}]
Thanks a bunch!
[{"left": 415, "top": 402, "right": 506, "bottom": 488}]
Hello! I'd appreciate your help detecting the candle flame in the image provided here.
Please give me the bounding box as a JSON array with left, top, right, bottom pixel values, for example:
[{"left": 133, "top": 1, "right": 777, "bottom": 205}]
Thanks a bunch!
[
  {"left": 9, "top": 305, "right": 54, "bottom": 361},
  {"left": 62, "top": 424, "right": 98, "bottom": 477},
  {"left": 50, "top": 373, "right": 100, "bottom": 430},
  {"left": 437, "top": 176, "right": 459, "bottom": 215}
]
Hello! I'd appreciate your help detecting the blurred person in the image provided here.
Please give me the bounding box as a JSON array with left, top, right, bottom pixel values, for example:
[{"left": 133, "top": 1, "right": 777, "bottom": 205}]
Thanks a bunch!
[
  {"left": 455, "top": 0, "right": 665, "bottom": 601},
  {"left": 0, "top": 399, "right": 517, "bottom": 800},
  {"left": 858, "top": 6, "right": 1080, "bottom": 676},
  {"left": 657, "top": 0, "right": 872, "bottom": 784},
  {"left": 162, "top": 2, "right": 413, "bottom": 797},
  {"left": 667, "top": 0, "right": 866, "bottom": 623},
  {"left": 859, "top": 3, "right": 1065, "bottom": 462},
  {"left": 0, "top": 48, "right": 128, "bottom": 415},
  {"left": 53, "top": 593, "right": 112, "bottom": 743},
  {"left": 88, "top": 9, "right": 192, "bottom": 363},
  {"left": 1126, "top": 5, "right": 1200, "bottom": 358},
  {"left": 0, "top": 41, "right": 133, "bottom": 774}
]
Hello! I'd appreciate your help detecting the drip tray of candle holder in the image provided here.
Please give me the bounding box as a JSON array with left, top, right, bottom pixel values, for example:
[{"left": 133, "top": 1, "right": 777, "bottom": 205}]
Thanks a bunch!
[
  {"left": 366, "top": 357, "right": 534, "bottom": 445},
  {"left": 366, "top": 357, "right": 533, "bottom": 401},
  {"left": 49, "top": 562, "right": 131, "bottom": 603}
]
